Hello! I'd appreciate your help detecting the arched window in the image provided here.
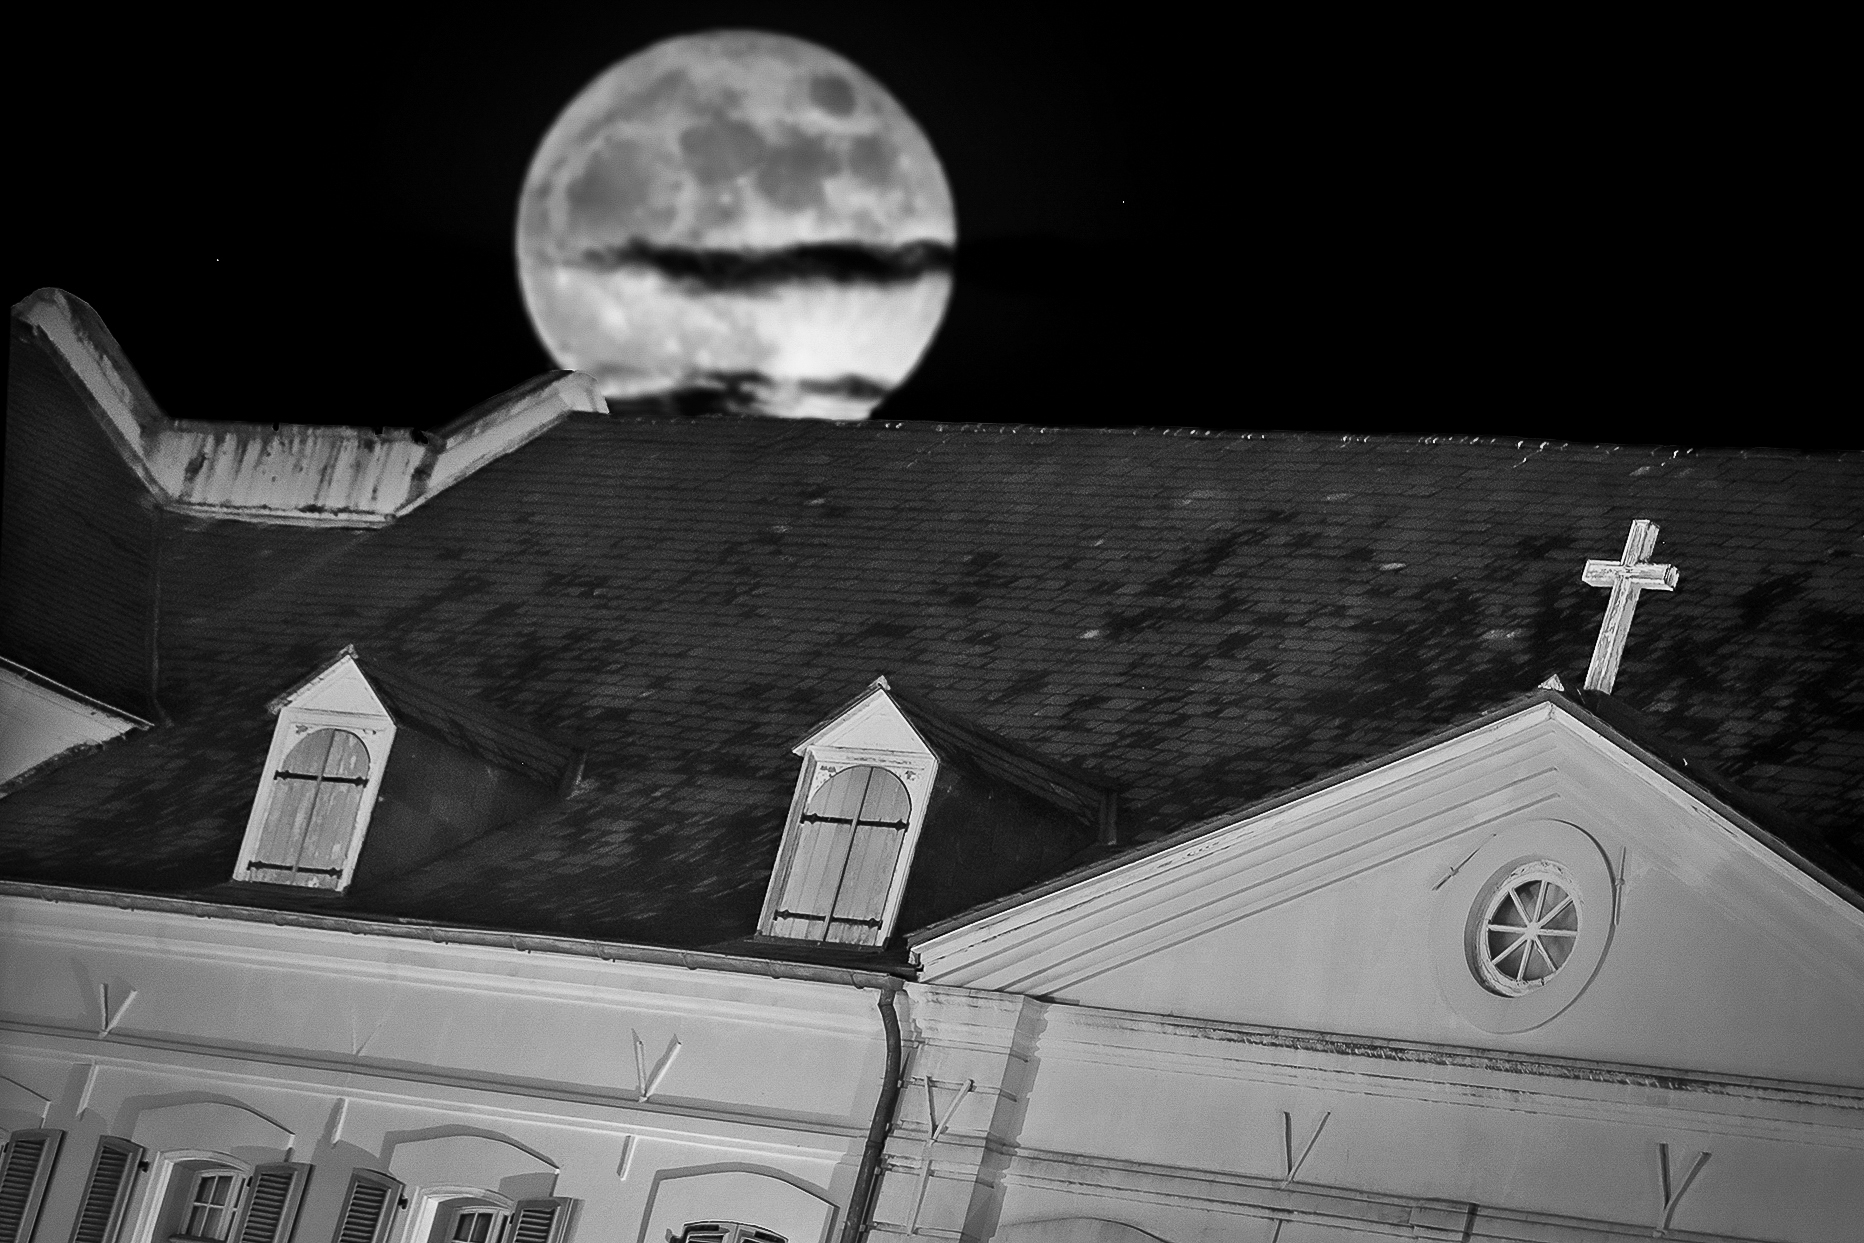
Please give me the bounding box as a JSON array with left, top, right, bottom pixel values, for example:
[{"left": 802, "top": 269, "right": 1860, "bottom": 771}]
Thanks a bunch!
[
  {"left": 439, "top": 1203, "right": 507, "bottom": 1243},
  {"left": 679, "top": 1224, "right": 787, "bottom": 1243},
  {"left": 176, "top": 1166, "right": 241, "bottom": 1239},
  {"left": 769, "top": 765, "right": 911, "bottom": 945},
  {"left": 246, "top": 728, "right": 370, "bottom": 888}
]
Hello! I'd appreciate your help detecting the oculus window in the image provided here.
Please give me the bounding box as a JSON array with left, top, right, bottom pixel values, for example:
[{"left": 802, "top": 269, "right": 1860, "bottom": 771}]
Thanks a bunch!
[{"left": 1473, "top": 860, "right": 1582, "bottom": 995}]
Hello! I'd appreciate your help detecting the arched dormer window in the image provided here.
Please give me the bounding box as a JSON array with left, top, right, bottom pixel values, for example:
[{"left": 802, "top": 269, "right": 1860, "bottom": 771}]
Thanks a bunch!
[
  {"left": 770, "top": 765, "right": 913, "bottom": 942},
  {"left": 246, "top": 728, "right": 372, "bottom": 887},
  {"left": 759, "top": 678, "right": 937, "bottom": 947},
  {"left": 234, "top": 651, "right": 395, "bottom": 894},
  {"left": 759, "top": 676, "right": 1119, "bottom": 949},
  {"left": 233, "top": 646, "right": 581, "bottom": 896}
]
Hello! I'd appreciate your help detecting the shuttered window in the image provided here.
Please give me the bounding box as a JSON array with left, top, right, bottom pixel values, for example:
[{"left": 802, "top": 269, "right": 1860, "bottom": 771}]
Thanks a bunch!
[
  {"left": 248, "top": 728, "right": 370, "bottom": 889},
  {"left": 508, "top": 1199, "right": 572, "bottom": 1243},
  {"left": 331, "top": 1170, "right": 401, "bottom": 1243},
  {"left": 771, "top": 766, "right": 911, "bottom": 945},
  {"left": 0, "top": 1129, "right": 63, "bottom": 1243},
  {"left": 179, "top": 1168, "right": 239, "bottom": 1239},
  {"left": 68, "top": 1136, "right": 142, "bottom": 1243},
  {"left": 446, "top": 1209, "right": 504, "bottom": 1243},
  {"left": 678, "top": 1225, "right": 787, "bottom": 1243},
  {"left": 229, "top": 1163, "right": 309, "bottom": 1243}
]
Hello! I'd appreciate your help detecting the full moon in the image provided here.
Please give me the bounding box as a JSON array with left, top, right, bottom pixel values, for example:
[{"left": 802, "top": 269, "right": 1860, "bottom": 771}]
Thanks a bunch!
[{"left": 516, "top": 32, "right": 955, "bottom": 420}]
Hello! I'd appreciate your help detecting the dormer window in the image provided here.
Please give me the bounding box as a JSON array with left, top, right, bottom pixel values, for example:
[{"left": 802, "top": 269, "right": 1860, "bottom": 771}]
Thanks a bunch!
[
  {"left": 770, "top": 765, "right": 915, "bottom": 942},
  {"left": 234, "top": 645, "right": 580, "bottom": 895},
  {"left": 760, "top": 679, "right": 937, "bottom": 947},
  {"left": 235, "top": 651, "right": 395, "bottom": 892},
  {"left": 248, "top": 728, "right": 374, "bottom": 886},
  {"left": 759, "top": 676, "right": 1120, "bottom": 950}
]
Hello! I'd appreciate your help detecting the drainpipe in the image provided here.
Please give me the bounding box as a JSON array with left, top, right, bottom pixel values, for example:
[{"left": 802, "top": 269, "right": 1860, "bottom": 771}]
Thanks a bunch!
[{"left": 841, "top": 978, "right": 904, "bottom": 1243}]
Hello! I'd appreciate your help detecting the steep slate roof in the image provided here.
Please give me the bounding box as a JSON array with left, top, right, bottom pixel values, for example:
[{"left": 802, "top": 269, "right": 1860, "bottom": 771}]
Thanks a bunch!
[
  {"left": 276, "top": 645, "right": 583, "bottom": 791},
  {"left": 4, "top": 300, "right": 1862, "bottom": 951}
]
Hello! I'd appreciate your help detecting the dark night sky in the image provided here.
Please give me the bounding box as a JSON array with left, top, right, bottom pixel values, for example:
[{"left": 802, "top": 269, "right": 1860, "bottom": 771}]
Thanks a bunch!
[{"left": 6, "top": 11, "right": 1845, "bottom": 448}]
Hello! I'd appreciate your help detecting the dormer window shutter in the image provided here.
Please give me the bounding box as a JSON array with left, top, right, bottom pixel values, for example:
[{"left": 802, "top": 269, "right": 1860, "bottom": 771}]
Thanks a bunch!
[
  {"left": 67, "top": 1136, "right": 142, "bottom": 1243},
  {"left": 509, "top": 1198, "right": 574, "bottom": 1243},
  {"left": 772, "top": 765, "right": 912, "bottom": 944},
  {"left": 0, "top": 1128, "right": 63, "bottom": 1243},
  {"left": 230, "top": 1162, "right": 310, "bottom": 1243},
  {"left": 248, "top": 728, "right": 371, "bottom": 887},
  {"left": 332, "top": 1170, "right": 401, "bottom": 1243}
]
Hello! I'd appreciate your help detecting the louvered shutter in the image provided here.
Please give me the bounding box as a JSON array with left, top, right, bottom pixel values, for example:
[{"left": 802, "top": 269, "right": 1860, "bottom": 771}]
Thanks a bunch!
[
  {"left": 331, "top": 1171, "right": 400, "bottom": 1243},
  {"left": 250, "top": 729, "right": 370, "bottom": 889},
  {"left": 230, "top": 1162, "right": 309, "bottom": 1243},
  {"left": 0, "top": 1129, "right": 63, "bottom": 1243},
  {"left": 66, "top": 1137, "right": 141, "bottom": 1243},
  {"left": 772, "top": 766, "right": 911, "bottom": 944},
  {"left": 507, "top": 1199, "right": 572, "bottom": 1243}
]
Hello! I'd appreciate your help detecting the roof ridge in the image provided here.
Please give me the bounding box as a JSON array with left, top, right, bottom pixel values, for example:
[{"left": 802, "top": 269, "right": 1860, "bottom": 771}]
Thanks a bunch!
[
  {"left": 585, "top": 409, "right": 1864, "bottom": 459},
  {"left": 11, "top": 288, "right": 606, "bottom": 527}
]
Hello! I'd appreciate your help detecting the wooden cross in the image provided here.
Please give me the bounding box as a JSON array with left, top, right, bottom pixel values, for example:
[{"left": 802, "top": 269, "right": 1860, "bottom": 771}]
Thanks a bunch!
[{"left": 1581, "top": 519, "right": 1679, "bottom": 694}]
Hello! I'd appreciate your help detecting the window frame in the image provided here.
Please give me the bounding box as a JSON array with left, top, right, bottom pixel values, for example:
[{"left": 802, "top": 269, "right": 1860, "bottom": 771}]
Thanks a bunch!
[
  {"left": 170, "top": 1165, "right": 242, "bottom": 1241},
  {"left": 758, "top": 745, "right": 936, "bottom": 947},
  {"left": 232, "top": 706, "right": 395, "bottom": 894},
  {"left": 405, "top": 1187, "right": 514, "bottom": 1243},
  {"left": 442, "top": 1204, "right": 508, "bottom": 1243},
  {"left": 677, "top": 1224, "right": 788, "bottom": 1243}
]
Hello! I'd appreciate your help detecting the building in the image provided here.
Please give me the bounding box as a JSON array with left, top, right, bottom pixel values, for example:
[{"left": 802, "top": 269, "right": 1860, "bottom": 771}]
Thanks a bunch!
[{"left": 2, "top": 287, "right": 1860, "bottom": 1242}]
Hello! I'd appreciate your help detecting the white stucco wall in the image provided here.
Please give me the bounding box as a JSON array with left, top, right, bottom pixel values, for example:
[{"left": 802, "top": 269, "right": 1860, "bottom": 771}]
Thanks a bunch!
[
  {"left": 0, "top": 894, "right": 885, "bottom": 1243},
  {"left": 872, "top": 979, "right": 1864, "bottom": 1241}
]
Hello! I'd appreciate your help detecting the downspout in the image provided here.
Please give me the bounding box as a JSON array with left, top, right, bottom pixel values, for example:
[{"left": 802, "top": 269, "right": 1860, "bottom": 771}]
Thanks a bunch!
[{"left": 841, "top": 977, "right": 904, "bottom": 1243}]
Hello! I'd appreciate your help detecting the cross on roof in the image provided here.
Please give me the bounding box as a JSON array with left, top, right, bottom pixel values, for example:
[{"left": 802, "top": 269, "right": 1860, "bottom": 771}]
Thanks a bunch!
[{"left": 1581, "top": 519, "right": 1680, "bottom": 695}]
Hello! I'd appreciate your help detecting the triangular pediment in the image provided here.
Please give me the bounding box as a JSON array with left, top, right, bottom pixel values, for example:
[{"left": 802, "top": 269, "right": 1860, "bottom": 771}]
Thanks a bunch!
[
  {"left": 914, "top": 694, "right": 1864, "bottom": 1085},
  {"left": 269, "top": 648, "right": 389, "bottom": 720},
  {"left": 793, "top": 677, "right": 931, "bottom": 759}
]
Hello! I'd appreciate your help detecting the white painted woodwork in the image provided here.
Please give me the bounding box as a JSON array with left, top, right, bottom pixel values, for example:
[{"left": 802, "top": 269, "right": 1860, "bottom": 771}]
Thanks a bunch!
[
  {"left": 914, "top": 697, "right": 1864, "bottom": 1088},
  {"left": 16, "top": 288, "right": 604, "bottom": 528},
  {"left": 759, "top": 678, "right": 938, "bottom": 945},
  {"left": 234, "top": 652, "right": 395, "bottom": 892},
  {"left": 1581, "top": 518, "right": 1680, "bottom": 694},
  {"left": 0, "top": 895, "right": 886, "bottom": 1241},
  {"left": 0, "top": 662, "right": 143, "bottom": 789}
]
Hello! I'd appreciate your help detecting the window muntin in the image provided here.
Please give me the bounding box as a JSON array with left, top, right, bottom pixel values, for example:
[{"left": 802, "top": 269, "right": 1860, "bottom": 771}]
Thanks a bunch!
[
  {"left": 176, "top": 1168, "right": 240, "bottom": 1240},
  {"left": 449, "top": 1207, "right": 508, "bottom": 1243},
  {"left": 679, "top": 1224, "right": 788, "bottom": 1243},
  {"left": 1474, "top": 860, "right": 1582, "bottom": 996},
  {"left": 770, "top": 765, "right": 911, "bottom": 945},
  {"left": 247, "top": 727, "right": 370, "bottom": 888}
]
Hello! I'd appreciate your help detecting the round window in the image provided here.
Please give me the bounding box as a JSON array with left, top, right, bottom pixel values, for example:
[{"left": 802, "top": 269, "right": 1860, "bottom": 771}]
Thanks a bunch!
[{"left": 1472, "top": 860, "right": 1582, "bottom": 996}]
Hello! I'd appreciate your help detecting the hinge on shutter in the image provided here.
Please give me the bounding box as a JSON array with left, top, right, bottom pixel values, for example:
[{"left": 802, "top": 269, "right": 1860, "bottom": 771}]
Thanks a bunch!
[{"left": 247, "top": 860, "right": 343, "bottom": 876}]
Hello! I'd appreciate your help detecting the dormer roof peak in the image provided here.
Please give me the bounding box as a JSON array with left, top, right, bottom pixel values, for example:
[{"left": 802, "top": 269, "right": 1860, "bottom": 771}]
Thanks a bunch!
[{"left": 272, "top": 647, "right": 582, "bottom": 793}]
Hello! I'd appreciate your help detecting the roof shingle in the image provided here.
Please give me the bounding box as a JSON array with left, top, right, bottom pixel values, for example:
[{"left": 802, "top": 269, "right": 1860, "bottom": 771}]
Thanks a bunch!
[{"left": 4, "top": 307, "right": 1861, "bottom": 948}]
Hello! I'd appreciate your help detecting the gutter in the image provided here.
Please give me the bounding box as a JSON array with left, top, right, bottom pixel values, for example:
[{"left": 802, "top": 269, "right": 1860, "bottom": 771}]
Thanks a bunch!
[{"left": 841, "top": 978, "right": 904, "bottom": 1243}]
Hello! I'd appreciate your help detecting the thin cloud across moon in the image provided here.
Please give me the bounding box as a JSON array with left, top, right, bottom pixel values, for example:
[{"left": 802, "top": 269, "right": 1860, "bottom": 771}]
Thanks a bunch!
[{"left": 517, "top": 32, "right": 955, "bottom": 420}]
